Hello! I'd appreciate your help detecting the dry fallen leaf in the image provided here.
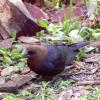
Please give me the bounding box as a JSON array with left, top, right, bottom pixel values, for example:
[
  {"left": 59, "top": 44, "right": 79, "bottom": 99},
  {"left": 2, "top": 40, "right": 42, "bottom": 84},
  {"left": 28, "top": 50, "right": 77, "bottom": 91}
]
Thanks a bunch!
[
  {"left": 85, "top": 54, "right": 100, "bottom": 63},
  {"left": 1, "top": 67, "right": 14, "bottom": 76},
  {"left": 73, "top": 61, "right": 84, "bottom": 69},
  {"left": 21, "top": 67, "right": 30, "bottom": 74}
]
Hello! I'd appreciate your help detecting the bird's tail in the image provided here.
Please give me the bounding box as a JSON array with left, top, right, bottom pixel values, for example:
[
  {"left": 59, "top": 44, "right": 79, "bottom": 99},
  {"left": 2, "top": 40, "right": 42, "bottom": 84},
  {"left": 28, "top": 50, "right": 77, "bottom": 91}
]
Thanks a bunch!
[{"left": 70, "top": 41, "right": 89, "bottom": 51}]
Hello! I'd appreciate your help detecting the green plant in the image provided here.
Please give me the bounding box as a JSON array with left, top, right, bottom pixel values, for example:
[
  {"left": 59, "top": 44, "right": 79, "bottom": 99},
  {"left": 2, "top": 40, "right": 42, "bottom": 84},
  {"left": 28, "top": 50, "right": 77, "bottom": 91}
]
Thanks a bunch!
[
  {"left": 53, "top": 80, "right": 75, "bottom": 90},
  {"left": 79, "top": 27, "right": 100, "bottom": 40},
  {"left": 34, "top": 81, "right": 52, "bottom": 100},
  {"left": 0, "top": 45, "right": 26, "bottom": 70},
  {"left": 60, "top": 80, "right": 74, "bottom": 87},
  {"left": 48, "top": 0, "right": 61, "bottom": 6},
  {"left": 37, "top": 20, "right": 80, "bottom": 44},
  {"left": 80, "top": 88, "right": 100, "bottom": 100},
  {"left": 19, "top": 90, "right": 32, "bottom": 97},
  {"left": 3, "top": 90, "right": 32, "bottom": 100},
  {"left": 3, "top": 94, "right": 20, "bottom": 100},
  {"left": 94, "top": 88, "right": 100, "bottom": 100},
  {"left": 69, "top": 0, "right": 73, "bottom": 18},
  {"left": 11, "top": 31, "right": 17, "bottom": 41},
  {"left": 80, "top": 96, "right": 88, "bottom": 100},
  {"left": 37, "top": 19, "right": 49, "bottom": 29},
  {"left": 76, "top": 49, "right": 86, "bottom": 61}
]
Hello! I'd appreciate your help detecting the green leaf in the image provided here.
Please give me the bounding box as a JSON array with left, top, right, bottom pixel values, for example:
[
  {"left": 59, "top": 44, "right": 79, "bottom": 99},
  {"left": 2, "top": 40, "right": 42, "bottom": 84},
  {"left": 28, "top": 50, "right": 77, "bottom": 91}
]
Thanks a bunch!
[
  {"left": 3, "top": 56, "right": 12, "bottom": 66},
  {"left": 3, "top": 94, "right": 19, "bottom": 100},
  {"left": 76, "top": 50, "right": 86, "bottom": 61},
  {"left": 37, "top": 19, "right": 49, "bottom": 28},
  {"left": 34, "top": 95, "right": 41, "bottom": 100},
  {"left": 0, "top": 48, "right": 10, "bottom": 55},
  {"left": 84, "top": 47, "right": 95, "bottom": 53},
  {"left": 16, "top": 62, "right": 26, "bottom": 71},
  {"left": 92, "top": 32, "right": 100, "bottom": 40},
  {"left": 69, "top": 30, "right": 83, "bottom": 42},
  {"left": 37, "top": 30, "right": 45, "bottom": 37},
  {"left": 62, "top": 20, "right": 70, "bottom": 33},
  {"left": 11, "top": 52, "right": 22, "bottom": 59},
  {"left": 80, "top": 96, "right": 88, "bottom": 100},
  {"left": 20, "top": 90, "right": 32, "bottom": 96},
  {"left": 69, "top": 0, "right": 73, "bottom": 18},
  {"left": 11, "top": 31, "right": 16, "bottom": 41},
  {"left": 0, "top": 49, "right": 6, "bottom": 55}
]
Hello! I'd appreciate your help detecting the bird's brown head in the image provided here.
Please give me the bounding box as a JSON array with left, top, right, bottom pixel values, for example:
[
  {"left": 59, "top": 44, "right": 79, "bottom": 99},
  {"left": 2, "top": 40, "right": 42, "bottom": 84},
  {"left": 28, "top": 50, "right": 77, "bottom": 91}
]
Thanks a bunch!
[
  {"left": 24, "top": 45, "right": 48, "bottom": 59},
  {"left": 24, "top": 45, "right": 48, "bottom": 68}
]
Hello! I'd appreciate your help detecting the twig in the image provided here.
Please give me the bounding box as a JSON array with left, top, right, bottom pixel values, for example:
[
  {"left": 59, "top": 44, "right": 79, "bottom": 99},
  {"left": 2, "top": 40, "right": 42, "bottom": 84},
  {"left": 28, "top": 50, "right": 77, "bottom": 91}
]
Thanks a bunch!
[{"left": 77, "top": 80, "right": 100, "bottom": 85}]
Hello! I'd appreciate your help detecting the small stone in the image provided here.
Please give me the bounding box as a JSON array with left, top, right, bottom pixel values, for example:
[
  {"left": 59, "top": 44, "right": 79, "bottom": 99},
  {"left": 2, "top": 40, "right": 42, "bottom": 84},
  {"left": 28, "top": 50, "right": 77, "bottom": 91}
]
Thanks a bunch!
[
  {"left": 10, "top": 74, "right": 19, "bottom": 80},
  {"left": 58, "top": 91, "right": 72, "bottom": 100},
  {"left": 1, "top": 67, "right": 14, "bottom": 76},
  {"left": 0, "top": 76, "right": 5, "bottom": 85},
  {"left": 21, "top": 67, "right": 30, "bottom": 74},
  {"left": 18, "top": 36, "right": 40, "bottom": 44}
]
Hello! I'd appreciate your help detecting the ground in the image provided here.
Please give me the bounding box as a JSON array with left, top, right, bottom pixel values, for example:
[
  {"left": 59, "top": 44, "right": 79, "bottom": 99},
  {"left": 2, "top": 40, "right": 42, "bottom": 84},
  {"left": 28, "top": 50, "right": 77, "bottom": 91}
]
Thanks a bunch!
[{"left": 0, "top": 0, "right": 100, "bottom": 100}]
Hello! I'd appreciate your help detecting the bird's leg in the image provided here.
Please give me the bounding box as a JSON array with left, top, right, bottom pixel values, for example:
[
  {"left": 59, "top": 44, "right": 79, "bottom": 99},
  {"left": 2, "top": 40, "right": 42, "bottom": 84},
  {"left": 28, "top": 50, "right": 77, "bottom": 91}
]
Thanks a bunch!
[
  {"left": 60, "top": 74, "right": 72, "bottom": 80},
  {"left": 33, "top": 76, "right": 53, "bottom": 83},
  {"left": 41, "top": 76, "right": 53, "bottom": 81}
]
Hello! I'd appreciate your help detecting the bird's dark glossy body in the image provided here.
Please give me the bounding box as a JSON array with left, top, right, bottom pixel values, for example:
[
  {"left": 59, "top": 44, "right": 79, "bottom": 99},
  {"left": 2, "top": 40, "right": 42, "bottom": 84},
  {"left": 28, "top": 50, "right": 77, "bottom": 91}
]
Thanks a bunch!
[{"left": 26, "top": 42, "right": 89, "bottom": 76}]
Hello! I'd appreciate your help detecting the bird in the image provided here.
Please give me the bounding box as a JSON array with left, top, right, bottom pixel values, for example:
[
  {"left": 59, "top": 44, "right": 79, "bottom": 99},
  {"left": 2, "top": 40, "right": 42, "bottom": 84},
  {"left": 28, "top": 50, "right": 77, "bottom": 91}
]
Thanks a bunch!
[{"left": 24, "top": 41, "right": 89, "bottom": 77}]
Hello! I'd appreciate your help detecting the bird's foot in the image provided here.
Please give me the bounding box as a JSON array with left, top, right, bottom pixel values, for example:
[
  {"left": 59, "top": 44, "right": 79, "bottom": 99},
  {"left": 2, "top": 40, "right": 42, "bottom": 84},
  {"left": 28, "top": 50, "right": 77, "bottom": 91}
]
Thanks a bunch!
[
  {"left": 41, "top": 76, "right": 53, "bottom": 81},
  {"left": 34, "top": 75, "right": 53, "bottom": 83}
]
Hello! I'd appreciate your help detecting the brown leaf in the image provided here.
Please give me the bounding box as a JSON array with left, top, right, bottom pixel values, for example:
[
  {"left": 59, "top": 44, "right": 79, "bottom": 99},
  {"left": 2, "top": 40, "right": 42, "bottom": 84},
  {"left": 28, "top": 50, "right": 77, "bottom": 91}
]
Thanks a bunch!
[
  {"left": 90, "top": 41, "right": 100, "bottom": 47},
  {"left": 73, "top": 61, "right": 84, "bottom": 69},
  {"left": 11, "top": 71, "right": 37, "bottom": 88},
  {"left": 21, "top": 67, "right": 30, "bottom": 74},
  {"left": 25, "top": 84, "right": 39, "bottom": 93},
  {"left": 85, "top": 54, "right": 100, "bottom": 63}
]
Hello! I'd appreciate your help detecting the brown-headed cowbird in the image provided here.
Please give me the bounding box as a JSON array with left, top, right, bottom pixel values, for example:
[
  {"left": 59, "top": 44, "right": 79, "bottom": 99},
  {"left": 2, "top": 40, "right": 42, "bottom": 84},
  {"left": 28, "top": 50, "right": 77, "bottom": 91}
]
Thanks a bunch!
[{"left": 24, "top": 41, "right": 89, "bottom": 77}]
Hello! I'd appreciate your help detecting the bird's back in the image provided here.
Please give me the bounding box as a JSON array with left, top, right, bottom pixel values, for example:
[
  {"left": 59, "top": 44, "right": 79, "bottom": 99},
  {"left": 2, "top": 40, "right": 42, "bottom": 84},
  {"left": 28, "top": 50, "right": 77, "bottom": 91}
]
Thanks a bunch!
[{"left": 35, "top": 44, "right": 67, "bottom": 76}]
